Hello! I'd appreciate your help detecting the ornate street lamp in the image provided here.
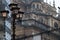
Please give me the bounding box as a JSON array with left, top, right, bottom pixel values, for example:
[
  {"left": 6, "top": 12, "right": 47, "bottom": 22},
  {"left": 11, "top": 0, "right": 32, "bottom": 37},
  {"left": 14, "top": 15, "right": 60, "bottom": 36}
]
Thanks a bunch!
[
  {"left": 16, "top": 11, "right": 24, "bottom": 23},
  {"left": 9, "top": 3, "right": 24, "bottom": 40},
  {"left": 0, "top": 10, "right": 9, "bottom": 39},
  {"left": 0, "top": 3, "right": 24, "bottom": 40},
  {"left": 9, "top": 3, "right": 20, "bottom": 40},
  {"left": 1, "top": 10, "right": 9, "bottom": 19},
  {"left": 9, "top": 3, "right": 18, "bottom": 10}
]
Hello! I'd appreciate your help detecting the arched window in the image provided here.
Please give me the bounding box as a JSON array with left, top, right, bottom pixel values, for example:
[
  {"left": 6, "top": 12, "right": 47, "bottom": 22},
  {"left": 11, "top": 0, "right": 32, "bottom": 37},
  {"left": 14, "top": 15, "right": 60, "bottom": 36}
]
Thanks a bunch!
[
  {"left": 32, "top": 4, "right": 35, "bottom": 8},
  {"left": 37, "top": 4, "right": 39, "bottom": 8},
  {"left": 54, "top": 22, "right": 58, "bottom": 28},
  {"left": 39, "top": 18, "right": 43, "bottom": 23}
]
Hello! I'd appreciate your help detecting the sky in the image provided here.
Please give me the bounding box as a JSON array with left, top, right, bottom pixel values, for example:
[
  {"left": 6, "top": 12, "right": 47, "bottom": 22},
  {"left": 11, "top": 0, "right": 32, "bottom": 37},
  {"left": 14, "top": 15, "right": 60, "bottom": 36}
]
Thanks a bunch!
[{"left": 44, "top": 0, "right": 60, "bottom": 12}]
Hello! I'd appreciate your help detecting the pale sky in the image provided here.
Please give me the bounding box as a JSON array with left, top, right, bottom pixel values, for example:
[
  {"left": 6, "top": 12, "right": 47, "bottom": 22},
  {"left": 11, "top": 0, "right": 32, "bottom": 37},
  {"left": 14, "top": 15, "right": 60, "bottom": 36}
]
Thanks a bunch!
[{"left": 44, "top": 0, "right": 60, "bottom": 12}]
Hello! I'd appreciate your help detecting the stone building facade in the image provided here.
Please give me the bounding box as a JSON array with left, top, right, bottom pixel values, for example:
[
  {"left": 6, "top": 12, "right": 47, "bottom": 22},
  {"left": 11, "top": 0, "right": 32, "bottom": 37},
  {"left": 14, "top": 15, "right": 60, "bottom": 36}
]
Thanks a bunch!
[{"left": 9, "top": 0, "right": 60, "bottom": 40}]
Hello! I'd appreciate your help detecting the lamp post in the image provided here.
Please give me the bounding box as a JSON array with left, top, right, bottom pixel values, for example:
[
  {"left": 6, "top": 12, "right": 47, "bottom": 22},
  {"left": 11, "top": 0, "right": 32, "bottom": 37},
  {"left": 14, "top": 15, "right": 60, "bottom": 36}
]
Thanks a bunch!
[
  {"left": 9, "top": 3, "right": 24, "bottom": 40},
  {"left": 0, "top": 3, "right": 24, "bottom": 40},
  {"left": 16, "top": 11, "right": 24, "bottom": 23},
  {"left": 0, "top": 10, "right": 9, "bottom": 40},
  {"left": 1, "top": 10, "right": 9, "bottom": 19}
]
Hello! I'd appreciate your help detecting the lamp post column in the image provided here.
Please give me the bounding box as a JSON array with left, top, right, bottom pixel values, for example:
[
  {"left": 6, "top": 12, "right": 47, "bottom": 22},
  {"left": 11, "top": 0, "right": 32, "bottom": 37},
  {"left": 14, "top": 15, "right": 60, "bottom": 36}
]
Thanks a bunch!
[
  {"left": 3, "top": 17, "right": 6, "bottom": 40},
  {"left": 12, "top": 14, "right": 16, "bottom": 40},
  {"left": 0, "top": 10, "right": 9, "bottom": 40}
]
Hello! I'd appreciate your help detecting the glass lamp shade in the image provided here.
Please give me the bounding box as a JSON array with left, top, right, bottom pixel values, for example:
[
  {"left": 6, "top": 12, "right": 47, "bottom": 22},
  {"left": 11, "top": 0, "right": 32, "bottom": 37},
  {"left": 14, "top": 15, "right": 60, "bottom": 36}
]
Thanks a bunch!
[
  {"left": 1, "top": 10, "right": 9, "bottom": 18},
  {"left": 2, "top": 12, "right": 7, "bottom": 17},
  {"left": 16, "top": 14, "right": 23, "bottom": 19},
  {"left": 9, "top": 3, "right": 18, "bottom": 9},
  {"left": 16, "top": 14, "right": 19, "bottom": 18},
  {"left": 18, "top": 11, "right": 24, "bottom": 18}
]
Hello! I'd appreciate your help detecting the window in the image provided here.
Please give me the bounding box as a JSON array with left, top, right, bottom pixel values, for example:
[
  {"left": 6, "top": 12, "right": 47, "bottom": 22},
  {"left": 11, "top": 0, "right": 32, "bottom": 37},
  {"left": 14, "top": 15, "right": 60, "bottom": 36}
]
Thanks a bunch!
[
  {"left": 32, "top": 4, "right": 35, "bottom": 8},
  {"left": 40, "top": 18, "right": 43, "bottom": 23},
  {"left": 37, "top": 4, "right": 39, "bottom": 8},
  {"left": 37, "top": 4, "right": 41, "bottom": 9},
  {"left": 31, "top": 4, "right": 35, "bottom": 12},
  {"left": 54, "top": 22, "right": 58, "bottom": 28}
]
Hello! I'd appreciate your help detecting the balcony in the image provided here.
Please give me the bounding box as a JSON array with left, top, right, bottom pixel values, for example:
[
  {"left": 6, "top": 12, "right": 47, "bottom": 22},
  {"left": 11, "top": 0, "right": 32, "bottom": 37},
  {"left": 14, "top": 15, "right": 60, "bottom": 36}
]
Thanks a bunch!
[
  {"left": 16, "top": 19, "right": 60, "bottom": 38},
  {"left": 22, "top": 19, "right": 50, "bottom": 31}
]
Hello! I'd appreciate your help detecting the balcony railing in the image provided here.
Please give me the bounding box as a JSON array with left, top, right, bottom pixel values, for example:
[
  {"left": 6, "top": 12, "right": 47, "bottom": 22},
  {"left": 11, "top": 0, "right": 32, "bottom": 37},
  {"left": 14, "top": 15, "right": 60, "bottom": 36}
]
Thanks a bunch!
[
  {"left": 22, "top": 19, "right": 50, "bottom": 31},
  {"left": 15, "top": 13, "right": 60, "bottom": 39},
  {"left": 13, "top": 12, "right": 60, "bottom": 39},
  {"left": 18, "top": 19, "right": 60, "bottom": 37}
]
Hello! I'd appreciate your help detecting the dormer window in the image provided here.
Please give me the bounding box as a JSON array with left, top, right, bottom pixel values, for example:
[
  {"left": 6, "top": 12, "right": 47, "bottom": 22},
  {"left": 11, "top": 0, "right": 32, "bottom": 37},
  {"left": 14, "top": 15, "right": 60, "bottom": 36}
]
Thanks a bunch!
[
  {"left": 31, "top": 3, "right": 42, "bottom": 12},
  {"left": 37, "top": 4, "right": 41, "bottom": 9},
  {"left": 32, "top": 4, "right": 35, "bottom": 8}
]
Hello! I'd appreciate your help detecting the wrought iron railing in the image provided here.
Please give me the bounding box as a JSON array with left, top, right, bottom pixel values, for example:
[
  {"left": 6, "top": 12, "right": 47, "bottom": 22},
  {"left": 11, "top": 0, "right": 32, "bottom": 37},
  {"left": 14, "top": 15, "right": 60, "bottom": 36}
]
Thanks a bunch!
[
  {"left": 15, "top": 14, "right": 60, "bottom": 40},
  {"left": 21, "top": 19, "right": 60, "bottom": 36},
  {"left": 22, "top": 19, "right": 50, "bottom": 31}
]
